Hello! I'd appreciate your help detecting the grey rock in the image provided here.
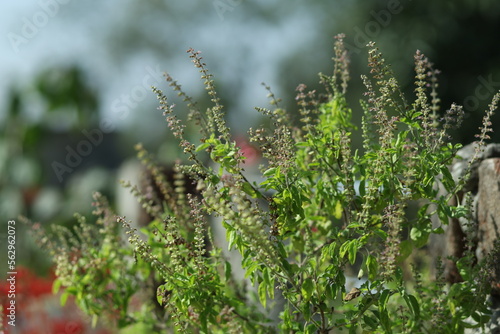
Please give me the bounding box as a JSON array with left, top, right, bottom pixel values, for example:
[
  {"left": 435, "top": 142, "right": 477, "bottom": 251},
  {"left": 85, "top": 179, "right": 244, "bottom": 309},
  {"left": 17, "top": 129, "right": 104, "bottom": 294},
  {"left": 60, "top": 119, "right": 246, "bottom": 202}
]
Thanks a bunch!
[{"left": 431, "top": 142, "right": 500, "bottom": 333}]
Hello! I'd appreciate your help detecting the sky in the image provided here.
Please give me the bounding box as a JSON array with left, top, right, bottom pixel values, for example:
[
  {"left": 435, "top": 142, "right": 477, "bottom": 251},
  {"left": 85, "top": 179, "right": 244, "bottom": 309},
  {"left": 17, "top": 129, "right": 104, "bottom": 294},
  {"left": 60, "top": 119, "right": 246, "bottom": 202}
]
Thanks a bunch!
[{"left": 0, "top": 1, "right": 324, "bottom": 137}]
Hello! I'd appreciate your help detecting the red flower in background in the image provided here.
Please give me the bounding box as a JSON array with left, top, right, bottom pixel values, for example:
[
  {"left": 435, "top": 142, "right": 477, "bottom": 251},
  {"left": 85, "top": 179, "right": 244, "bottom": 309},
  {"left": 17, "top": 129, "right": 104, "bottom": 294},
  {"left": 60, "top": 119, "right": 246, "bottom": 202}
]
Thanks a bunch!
[
  {"left": 235, "top": 136, "right": 261, "bottom": 166},
  {"left": 1, "top": 266, "right": 112, "bottom": 334}
]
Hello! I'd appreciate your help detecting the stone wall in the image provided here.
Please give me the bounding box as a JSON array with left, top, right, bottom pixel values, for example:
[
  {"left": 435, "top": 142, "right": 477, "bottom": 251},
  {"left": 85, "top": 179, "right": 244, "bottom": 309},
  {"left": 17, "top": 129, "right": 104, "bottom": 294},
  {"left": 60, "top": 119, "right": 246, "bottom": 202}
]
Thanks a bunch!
[{"left": 431, "top": 142, "right": 500, "bottom": 333}]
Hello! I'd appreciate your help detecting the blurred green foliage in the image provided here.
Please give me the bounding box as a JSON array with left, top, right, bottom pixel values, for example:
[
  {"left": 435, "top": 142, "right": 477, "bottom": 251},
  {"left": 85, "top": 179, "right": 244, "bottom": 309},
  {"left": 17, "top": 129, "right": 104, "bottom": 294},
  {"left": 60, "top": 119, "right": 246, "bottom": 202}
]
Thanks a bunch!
[{"left": 1, "top": 66, "right": 112, "bottom": 275}]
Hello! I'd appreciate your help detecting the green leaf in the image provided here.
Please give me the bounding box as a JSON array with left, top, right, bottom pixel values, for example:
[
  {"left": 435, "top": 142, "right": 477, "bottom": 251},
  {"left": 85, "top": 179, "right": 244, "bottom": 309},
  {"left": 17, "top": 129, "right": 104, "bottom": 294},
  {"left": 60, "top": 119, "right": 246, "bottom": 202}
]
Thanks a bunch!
[
  {"left": 157, "top": 284, "right": 167, "bottom": 305},
  {"left": 437, "top": 206, "right": 449, "bottom": 225},
  {"left": 262, "top": 267, "right": 275, "bottom": 300},
  {"left": 363, "top": 314, "right": 379, "bottom": 330},
  {"left": 366, "top": 255, "right": 378, "bottom": 281},
  {"left": 258, "top": 282, "right": 267, "bottom": 308},
  {"left": 242, "top": 181, "right": 260, "bottom": 198},
  {"left": 195, "top": 142, "right": 211, "bottom": 152},
  {"left": 302, "top": 303, "right": 312, "bottom": 321},
  {"left": 348, "top": 240, "right": 359, "bottom": 265},
  {"left": 263, "top": 167, "right": 277, "bottom": 177},
  {"left": 456, "top": 257, "right": 472, "bottom": 281},
  {"left": 346, "top": 222, "right": 363, "bottom": 229},
  {"left": 407, "top": 294, "right": 420, "bottom": 319},
  {"left": 339, "top": 240, "right": 350, "bottom": 258},
  {"left": 379, "top": 289, "right": 391, "bottom": 310},
  {"left": 334, "top": 200, "right": 343, "bottom": 219},
  {"left": 376, "top": 293, "right": 393, "bottom": 334},
  {"left": 324, "top": 280, "right": 337, "bottom": 300},
  {"left": 359, "top": 179, "right": 366, "bottom": 197},
  {"left": 244, "top": 261, "right": 261, "bottom": 280},
  {"left": 379, "top": 309, "right": 392, "bottom": 334},
  {"left": 52, "top": 278, "right": 62, "bottom": 294},
  {"left": 410, "top": 225, "right": 430, "bottom": 248},
  {"left": 60, "top": 291, "right": 69, "bottom": 306},
  {"left": 276, "top": 241, "right": 288, "bottom": 259},
  {"left": 301, "top": 278, "right": 314, "bottom": 302},
  {"left": 395, "top": 130, "right": 409, "bottom": 147},
  {"left": 292, "top": 235, "right": 306, "bottom": 253},
  {"left": 283, "top": 304, "right": 292, "bottom": 328},
  {"left": 224, "top": 261, "right": 232, "bottom": 282},
  {"left": 397, "top": 240, "right": 413, "bottom": 262},
  {"left": 432, "top": 226, "right": 445, "bottom": 234},
  {"left": 305, "top": 324, "right": 317, "bottom": 334},
  {"left": 471, "top": 312, "right": 491, "bottom": 326},
  {"left": 340, "top": 239, "right": 359, "bottom": 264},
  {"left": 227, "top": 229, "right": 236, "bottom": 250},
  {"left": 451, "top": 205, "right": 469, "bottom": 219},
  {"left": 440, "top": 165, "right": 455, "bottom": 191}
]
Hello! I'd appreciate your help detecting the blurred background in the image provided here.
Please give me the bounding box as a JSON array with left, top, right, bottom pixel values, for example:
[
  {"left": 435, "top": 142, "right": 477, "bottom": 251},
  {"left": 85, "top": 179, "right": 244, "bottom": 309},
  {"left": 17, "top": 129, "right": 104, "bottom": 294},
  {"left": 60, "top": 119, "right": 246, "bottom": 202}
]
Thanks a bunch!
[{"left": 1, "top": 0, "right": 500, "bottom": 332}]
